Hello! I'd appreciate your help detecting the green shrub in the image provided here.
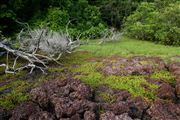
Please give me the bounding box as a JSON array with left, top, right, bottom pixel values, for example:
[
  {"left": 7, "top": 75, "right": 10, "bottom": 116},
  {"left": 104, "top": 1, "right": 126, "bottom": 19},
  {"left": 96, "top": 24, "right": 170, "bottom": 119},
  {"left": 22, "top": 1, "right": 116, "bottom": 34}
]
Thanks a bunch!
[
  {"left": 68, "top": 3, "right": 107, "bottom": 39},
  {"left": 123, "top": 1, "right": 180, "bottom": 46},
  {"left": 30, "top": 3, "right": 107, "bottom": 39},
  {"left": 28, "top": 8, "right": 69, "bottom": 32},
  {"left": 45, "top": 7, "right": 69, "bottom": 31},
  {"left": 99, "top": 0, "right": 141, "bottom": 28},
  {"left": 155, "top": 3, "right": 180, "bottom": 46},
  {"left": 83, "top": 23, "right": 106, "bottom": 39}
]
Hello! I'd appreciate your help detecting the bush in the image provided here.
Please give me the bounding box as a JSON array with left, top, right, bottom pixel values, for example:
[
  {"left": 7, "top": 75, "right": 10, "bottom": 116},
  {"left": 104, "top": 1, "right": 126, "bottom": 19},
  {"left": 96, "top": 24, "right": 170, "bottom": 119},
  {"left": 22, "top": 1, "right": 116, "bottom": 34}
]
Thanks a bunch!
[
  {"left": 123, "top": 1, "right": 180, "bottom": 46},
  {"left": 45, "top": 8, "right": 69, "bottom": 31},
  {"left": 31, "top": 8, "right": 69, "bottom": 31},
  {"left": 155, "top": 3, "right": 180, "bottom": 45},
  {"left": 83, "top": 23, "right": 106, "bottom": 39},
  {"left": 30, "top": 2, "right": 107, "bottom": 39},
  {"left": 68, "top": 3, "right": 107, "bottom": 39}
]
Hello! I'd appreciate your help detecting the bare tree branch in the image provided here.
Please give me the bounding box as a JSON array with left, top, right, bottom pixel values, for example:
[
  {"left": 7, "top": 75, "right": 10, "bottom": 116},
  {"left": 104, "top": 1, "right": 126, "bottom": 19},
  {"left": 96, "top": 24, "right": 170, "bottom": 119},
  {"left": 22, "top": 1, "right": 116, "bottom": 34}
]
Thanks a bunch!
[{"left": 0, "top": 26, "right": 80, "bottom": 74}]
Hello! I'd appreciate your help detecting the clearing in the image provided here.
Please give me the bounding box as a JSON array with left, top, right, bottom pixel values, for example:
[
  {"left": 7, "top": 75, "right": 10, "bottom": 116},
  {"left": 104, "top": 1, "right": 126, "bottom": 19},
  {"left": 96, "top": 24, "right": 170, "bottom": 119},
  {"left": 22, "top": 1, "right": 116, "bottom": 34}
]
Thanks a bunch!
[{"left": 1, "top": 37, "right": 180, "bottom": 120}]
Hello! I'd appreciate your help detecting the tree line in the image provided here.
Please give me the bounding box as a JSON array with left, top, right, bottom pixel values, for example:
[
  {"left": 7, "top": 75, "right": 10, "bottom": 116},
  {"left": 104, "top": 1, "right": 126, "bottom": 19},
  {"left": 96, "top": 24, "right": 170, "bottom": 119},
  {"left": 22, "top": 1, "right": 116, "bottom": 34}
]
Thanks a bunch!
[{"left": 0, "top": 0, "right": 179, "bottom": 46}]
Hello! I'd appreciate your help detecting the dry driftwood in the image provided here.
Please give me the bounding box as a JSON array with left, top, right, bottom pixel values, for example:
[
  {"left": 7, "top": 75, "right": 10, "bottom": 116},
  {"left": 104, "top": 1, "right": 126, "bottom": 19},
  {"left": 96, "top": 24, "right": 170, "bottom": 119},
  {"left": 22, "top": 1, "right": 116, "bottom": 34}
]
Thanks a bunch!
[
  {"left": 0, "top": 27, "right": 80, "bottom": 74},
  {"left": 99, "top": 28, "right": 123, "bottom": 44}
]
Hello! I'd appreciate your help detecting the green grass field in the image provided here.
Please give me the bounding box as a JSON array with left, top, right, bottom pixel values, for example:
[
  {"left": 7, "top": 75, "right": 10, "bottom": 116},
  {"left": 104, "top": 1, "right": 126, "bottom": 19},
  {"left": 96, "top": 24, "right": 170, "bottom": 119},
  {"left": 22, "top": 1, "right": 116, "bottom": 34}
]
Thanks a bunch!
[{"left": 78, "top": 37, "right": 180, "bottom": 58}]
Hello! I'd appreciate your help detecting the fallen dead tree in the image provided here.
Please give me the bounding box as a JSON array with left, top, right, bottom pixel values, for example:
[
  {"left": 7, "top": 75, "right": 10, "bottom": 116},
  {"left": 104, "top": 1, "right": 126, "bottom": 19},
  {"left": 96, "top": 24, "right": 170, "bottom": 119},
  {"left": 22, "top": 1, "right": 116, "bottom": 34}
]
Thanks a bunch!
[
  {"left": 0, "top": 28, "right": 80, "bottom": 74},
  {"left": 99, "top": 28, "right": 123, "bottom": 44}
]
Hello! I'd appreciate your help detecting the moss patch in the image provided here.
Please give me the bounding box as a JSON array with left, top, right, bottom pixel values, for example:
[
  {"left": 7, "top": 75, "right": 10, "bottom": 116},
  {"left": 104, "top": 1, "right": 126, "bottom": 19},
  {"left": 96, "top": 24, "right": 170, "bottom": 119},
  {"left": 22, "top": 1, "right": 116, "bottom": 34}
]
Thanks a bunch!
[
  {"left": 60, "top": 51, "right": 95, "bottom": 65},
  {"left": 0, "top": 80, "right": 32, "bottom": 109},
  {"left": 98, "top": 92, "right": 116, "bottom": 103},
  {"left": 150, "top": 71, "right": 176, "bottom": 84},
  {"left": 73, "top": 62, "right": 103, "bottom": 87},
  {"left": 0, "top": 70, "right": 30, "bottom": 110},
  {"left": 103, "top": 75, "right": 158, "bottom": 100},
  {"left": 0, "top": 70, "right": 27, "bottom": 81},
  {"left": 48, "top": 66, "right": 65, "bottom": 73}
]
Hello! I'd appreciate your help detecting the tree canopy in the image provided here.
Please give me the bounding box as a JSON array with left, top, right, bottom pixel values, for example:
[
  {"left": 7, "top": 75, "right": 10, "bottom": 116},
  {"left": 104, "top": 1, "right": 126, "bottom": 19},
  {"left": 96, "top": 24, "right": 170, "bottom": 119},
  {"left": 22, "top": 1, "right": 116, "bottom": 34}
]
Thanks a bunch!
[{"left": 0, "top": 0, "right": 179, "bottom": 45}]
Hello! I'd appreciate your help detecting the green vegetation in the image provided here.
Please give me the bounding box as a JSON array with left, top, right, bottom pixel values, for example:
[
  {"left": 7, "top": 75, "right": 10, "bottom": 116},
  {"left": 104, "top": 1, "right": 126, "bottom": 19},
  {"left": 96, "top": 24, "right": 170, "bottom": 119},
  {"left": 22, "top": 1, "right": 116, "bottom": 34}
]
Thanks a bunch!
[
  {"left": 60, "top": 51, "right": 95, "bottom": 65},
  {"left": 0, "top": 80, "right": 31, "bottom": 109},
  {"left": 73, "top": 62, "right": 103, "bottom": 87},
  {"left": 78, "top": 37, "right": 180, "bottom": 57},
  {"left": 92, "top": 0, "right": 141, "bottom": 28},
  {"left": 0, "top": 71, "right": 27, "bottom": 81},
  {"left": 98, "top": 92, "right": 116, "bottom": 103},
  {"left": 150, "top": 71, "right": 176, "bottom": 84},
  {"left": 104, "top": 75, "right": 158, "bottom": 100},
  {"left": 0, "top": 0, "right": 180, "bottom": 111},
  {"left": 0, "top": 0, "right": 107, "bottom": 39},
  {"left": 124, "top": 1, "right": 180, "bottom": 46},
  {"left": 71, "top": 61, "right": 158, "bottom": 100},
  {"left": 1, "top": 0, "right": 179, "bottom": 46},
  {"left": 1, "top": 36, "right": 180, "bottom": 109}
]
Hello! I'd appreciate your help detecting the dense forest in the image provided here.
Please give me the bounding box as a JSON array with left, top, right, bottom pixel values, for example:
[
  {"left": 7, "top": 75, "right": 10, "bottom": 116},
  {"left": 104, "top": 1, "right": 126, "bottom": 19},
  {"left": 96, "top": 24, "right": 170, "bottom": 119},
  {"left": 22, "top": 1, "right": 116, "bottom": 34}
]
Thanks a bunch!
[
  {"left": 0, "top": 0, "right": 179, "bottom": 45},
  {"left": 0, "top": 0, "right": 180, "bottom": 120}
]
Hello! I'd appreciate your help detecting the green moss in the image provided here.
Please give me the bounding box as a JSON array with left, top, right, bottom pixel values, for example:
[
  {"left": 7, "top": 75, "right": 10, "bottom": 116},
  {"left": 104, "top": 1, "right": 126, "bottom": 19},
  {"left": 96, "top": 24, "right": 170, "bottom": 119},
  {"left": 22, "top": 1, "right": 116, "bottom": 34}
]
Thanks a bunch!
[
  {"left": 60, "top": 51, "right": 95, "bottom": 65},
  {"left": 139, "top": 60, "right": 152, "bottom": 65},
  {"left": 74, "top": 72, "right": 102, "bottom": 87},
  {"left": 98, "top": 92, "right": 116, "bottom": 103},
  {"left": 48, "top": 66, "right": 65, "bottom": 72},
  {"left": 0, "top": 90, "right": 29, "bottom": 109},
  {"left": 0, "top": 80, "right": 32, "bottom": 110},
  {"left": 0, "top": 70, "right": 27, "bottom": 81},
  {"left": 103, "top": 75, "right": 158, "bottom": 100},
  {"left": 73, "top": 62, "right": 103, "bottom": 87},
  {"left": 0, "top": 66, "right": 5, "bottom": 73},
  {"left": 36, "top": 73, "right": 65, "bottom": 84},
  {"left": 150, "top": 70, "right": 176, "bottom": 84},
  {"left": 72, "top": 62, "right": 102, "bottom": 73}
]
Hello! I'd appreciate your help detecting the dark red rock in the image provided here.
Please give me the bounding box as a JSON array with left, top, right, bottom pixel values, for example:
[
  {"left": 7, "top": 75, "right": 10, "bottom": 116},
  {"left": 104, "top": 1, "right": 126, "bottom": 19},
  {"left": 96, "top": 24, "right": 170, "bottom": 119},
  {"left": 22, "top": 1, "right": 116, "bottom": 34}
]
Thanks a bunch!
[
  {"left": 146, "top": 100, "right": 180, "bottom": 120},
  {"left": 168, "top": 63, "right": 180, "bottom": 79},
  {"left": 59, "top": 118, "right": 70, "bottom": 120},
  {"left": 100, "top": 56, "right": 166, "bottom": 76},
  {"left": 11, "top": 79, "right": 97, "bottom": 120},
  {"left": 76, "top": 83, "right": 93, "bottom": 99},
  {"left": 99, "top": 111, "right": 115, "bottom": 120},
  {"left": 176, "top": 78, "right": 180, "bottom": 84},
  {"left": 169, "top": 63, "right": 180, "bottom": 72},
  {"left": 28, "top": 111, "right": 55, "bottom": 120},
  {"left": 30, "top": 86, "right": 50, "bottom": 108},
  {"left": 176, "top": 84, "right": 180, "bottom": 98},
  {"left": 51, "top": 97, "right": 95, "bottom": 118},
  {"left": 115, "top": 90, "right": 131, "bottom": 102},
  {"left": 10, "top": 102, "right": 41, "bottom": 120},
  {"left": 10, "top": 69, "right": 180, "bottom": 120},
  {"left": 70, "top": 114, "right": 81, "bottom": 120},
  {"left": 103, "top": 101, "right": 129, "bottom": 115},
  {"left": 115, "top": 113, "right": 133, "bottom": 120},
  {"left": 156, "top": 83, "right": 175, "bottom": 100},
  {"left": 0, "top": 108, "right": 11, "bottom": 120},
  {"left": 79, "top": 100, "right": 97, "bottom": 113},
  {"left": 100, "top": 112, "right": 135, "bottom": 120},
  {"left": 84, "top": 111, "right": 96, "bottom": 120},
  {"left": 127, "top": 97, "right": 150, "bottom": 119},
  {"left": 51, "top": 97, "right": 74, "bottom": 118}
]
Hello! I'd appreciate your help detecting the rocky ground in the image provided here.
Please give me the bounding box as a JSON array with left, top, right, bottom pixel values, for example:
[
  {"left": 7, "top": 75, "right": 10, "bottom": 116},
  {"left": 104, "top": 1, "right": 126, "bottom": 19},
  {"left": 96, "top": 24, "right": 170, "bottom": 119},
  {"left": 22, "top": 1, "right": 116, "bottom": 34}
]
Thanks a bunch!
[{"left": 1, "top": 54, "right": 180, "bottom": 120}]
